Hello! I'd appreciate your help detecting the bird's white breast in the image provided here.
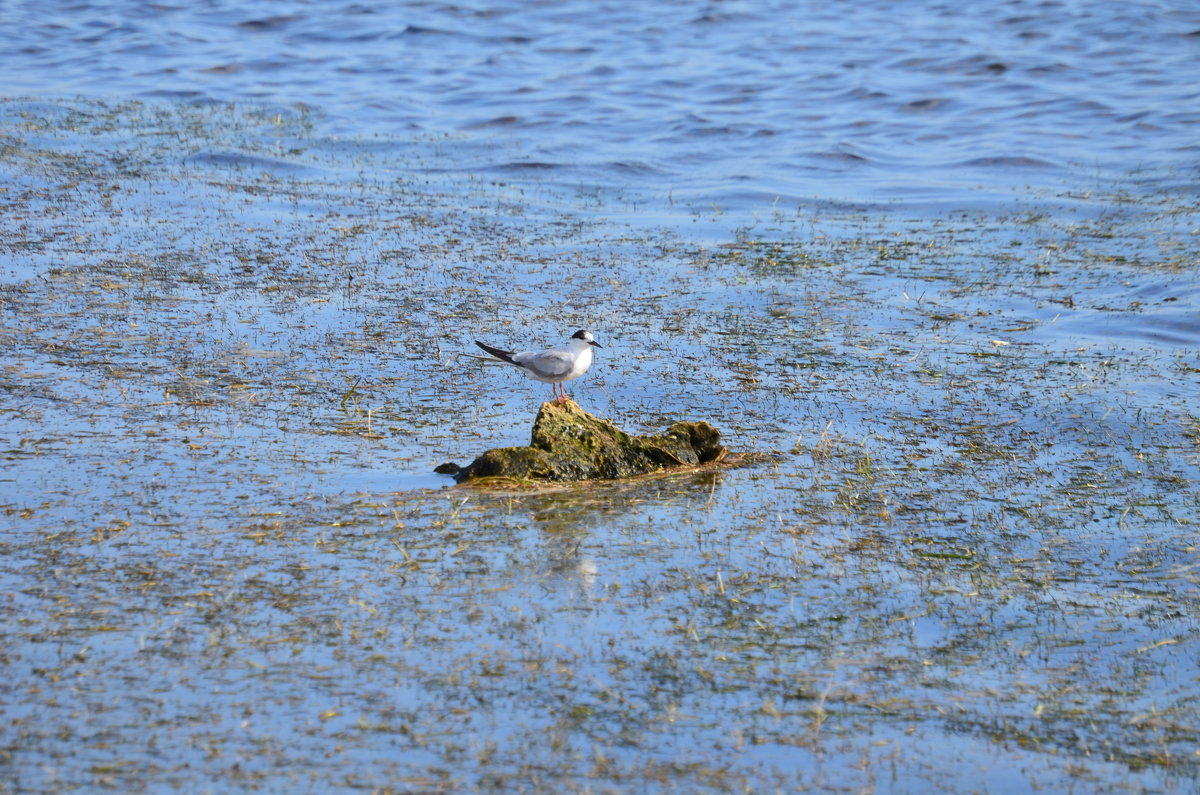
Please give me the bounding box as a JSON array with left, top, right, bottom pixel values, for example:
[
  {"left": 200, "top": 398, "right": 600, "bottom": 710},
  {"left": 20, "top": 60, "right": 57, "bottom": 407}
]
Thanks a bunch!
[{"left": 564, "top": 345, "right": 592, "bottom": 381}]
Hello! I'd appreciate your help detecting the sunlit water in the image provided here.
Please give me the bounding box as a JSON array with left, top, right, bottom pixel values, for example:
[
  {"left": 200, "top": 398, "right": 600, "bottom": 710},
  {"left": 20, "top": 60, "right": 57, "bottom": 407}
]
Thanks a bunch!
[
  {"left": 5, "top": 0, "right": 1199, "bottom": 208},
  {"left": 2, "top": 1, "right": 1199, "bottom": 792}
]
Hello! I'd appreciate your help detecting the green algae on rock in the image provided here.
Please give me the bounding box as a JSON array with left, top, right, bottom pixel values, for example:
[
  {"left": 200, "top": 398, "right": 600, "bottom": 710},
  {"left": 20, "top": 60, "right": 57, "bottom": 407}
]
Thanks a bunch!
[{"left": 449, "top": 400, "right": 727, "bottom": 483}]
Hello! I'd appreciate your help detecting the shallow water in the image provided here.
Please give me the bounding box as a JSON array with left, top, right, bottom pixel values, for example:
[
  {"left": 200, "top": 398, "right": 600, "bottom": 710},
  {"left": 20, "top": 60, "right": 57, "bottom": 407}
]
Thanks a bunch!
[{"left": 2, "top": 1, "right": 1200, "bottom": 793}]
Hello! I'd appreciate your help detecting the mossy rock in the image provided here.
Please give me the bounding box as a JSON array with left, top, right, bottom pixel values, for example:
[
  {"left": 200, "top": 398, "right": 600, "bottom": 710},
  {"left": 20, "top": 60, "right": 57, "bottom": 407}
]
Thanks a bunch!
[{"left": 448, "top": 401, "right": 727, "bottom": 483}]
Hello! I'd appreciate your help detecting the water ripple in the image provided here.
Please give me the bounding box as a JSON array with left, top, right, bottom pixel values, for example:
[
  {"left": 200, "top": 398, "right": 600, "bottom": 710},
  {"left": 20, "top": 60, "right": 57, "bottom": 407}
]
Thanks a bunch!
[{"left": 0, "top": 0, "right": 1197, "bottom": 206}]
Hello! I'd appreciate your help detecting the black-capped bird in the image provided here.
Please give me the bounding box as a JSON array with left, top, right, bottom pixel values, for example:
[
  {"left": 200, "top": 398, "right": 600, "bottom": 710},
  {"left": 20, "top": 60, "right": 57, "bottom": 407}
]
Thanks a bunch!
[{"left": 475, "top": 330, "right": 602, "bottom": 403}]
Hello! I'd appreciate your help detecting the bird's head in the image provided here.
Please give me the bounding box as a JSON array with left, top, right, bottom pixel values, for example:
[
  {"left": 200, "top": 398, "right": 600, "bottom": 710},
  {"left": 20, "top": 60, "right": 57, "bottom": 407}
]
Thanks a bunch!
[{"left": 571, "top": 330, "right": 603, "bottom": 348}]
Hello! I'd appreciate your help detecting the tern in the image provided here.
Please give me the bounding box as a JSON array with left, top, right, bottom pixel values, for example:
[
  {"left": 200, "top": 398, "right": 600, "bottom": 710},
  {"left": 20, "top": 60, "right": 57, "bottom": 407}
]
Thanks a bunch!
[{"left": 475, "top": 330, "right": 602, "bottom": 403}]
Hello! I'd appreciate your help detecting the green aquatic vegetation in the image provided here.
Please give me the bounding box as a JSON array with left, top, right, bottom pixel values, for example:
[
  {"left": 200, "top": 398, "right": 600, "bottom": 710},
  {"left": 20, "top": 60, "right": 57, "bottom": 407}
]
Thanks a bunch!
[{"left": 450, "top": 400, "right": 729, "bottom": 483}]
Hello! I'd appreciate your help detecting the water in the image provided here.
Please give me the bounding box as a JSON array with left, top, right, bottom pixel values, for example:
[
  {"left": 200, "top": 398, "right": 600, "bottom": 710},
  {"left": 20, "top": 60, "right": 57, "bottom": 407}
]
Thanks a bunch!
[
  {"left": 2, "top": 1, "right": 1199, "bottom": 793},
  {"left": 5, "top": 0, "right": 1199, "bottom": 209}
]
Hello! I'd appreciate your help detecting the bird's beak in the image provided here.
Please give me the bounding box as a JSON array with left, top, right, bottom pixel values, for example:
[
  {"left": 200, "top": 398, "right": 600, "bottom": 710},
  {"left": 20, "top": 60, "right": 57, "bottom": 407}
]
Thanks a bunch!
[{"left": 590, "top": 341, "right": 603, "bottom": 348}]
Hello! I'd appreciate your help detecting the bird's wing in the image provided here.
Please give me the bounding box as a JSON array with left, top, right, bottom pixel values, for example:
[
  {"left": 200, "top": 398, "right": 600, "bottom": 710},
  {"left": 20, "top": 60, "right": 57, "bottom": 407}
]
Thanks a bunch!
[{"left": 512, "top": 349, "right": 573, "bottom": 379}]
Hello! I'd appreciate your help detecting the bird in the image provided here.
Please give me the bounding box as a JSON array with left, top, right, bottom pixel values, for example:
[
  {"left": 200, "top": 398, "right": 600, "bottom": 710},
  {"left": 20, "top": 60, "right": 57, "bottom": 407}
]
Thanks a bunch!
[{"left": 475, "top": 330, "right": 602, "bottom": 403}]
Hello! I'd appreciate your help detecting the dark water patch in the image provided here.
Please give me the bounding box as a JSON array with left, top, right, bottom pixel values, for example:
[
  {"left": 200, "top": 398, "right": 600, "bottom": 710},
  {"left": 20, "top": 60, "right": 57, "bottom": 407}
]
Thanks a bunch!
[
  {"left": 462, "top": 114, "right": 522, "bottom": 129},
  {"left": 138, "top": 88, "right": 208, "bottom": 101},
  {"left": 958, "top": 155, "right": 1063, "bottom": 169},
  {"left": 196, "top": 62, "right": 244, "bottom": 74},
  {"left": 399, "top": 24, "right": 463, "bottom": 38},
  {"left": 605, "top": 160, "right": 667, "bottom": 177},
  {"left": 487, "top": 160, "right": 562, "bottom": 173},
  {"left": 812, "top": 149, "right": 870, "bottom": 163},
  {"left": 236, "top": 15, "right": 302, "bottom": 31},
  {"left": 182, "top": 151, "right": 317, "bottom": 176},
  {"left": 903, "top": 97, "right": 952, "bottom": 112}
]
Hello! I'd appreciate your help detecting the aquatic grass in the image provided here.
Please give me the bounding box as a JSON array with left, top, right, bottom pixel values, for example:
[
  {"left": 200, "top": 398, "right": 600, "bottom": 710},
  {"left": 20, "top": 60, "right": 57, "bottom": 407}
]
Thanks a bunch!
[{"left": 0, "top": 98, "right": 1198, "bottom": 792}]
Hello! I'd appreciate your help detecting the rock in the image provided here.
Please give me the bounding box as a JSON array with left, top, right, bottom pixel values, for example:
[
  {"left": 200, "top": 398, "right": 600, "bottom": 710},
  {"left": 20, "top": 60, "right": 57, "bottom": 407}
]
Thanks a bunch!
[{"left": 450, "top": 400, "right": 727, "bottom": 483}]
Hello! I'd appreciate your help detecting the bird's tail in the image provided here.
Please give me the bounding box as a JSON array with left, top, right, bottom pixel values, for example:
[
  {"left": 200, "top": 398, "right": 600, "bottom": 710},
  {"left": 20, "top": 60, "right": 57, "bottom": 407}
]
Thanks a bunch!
[{"left": 475, "top": 340, "right": 517, "bottom": 364}]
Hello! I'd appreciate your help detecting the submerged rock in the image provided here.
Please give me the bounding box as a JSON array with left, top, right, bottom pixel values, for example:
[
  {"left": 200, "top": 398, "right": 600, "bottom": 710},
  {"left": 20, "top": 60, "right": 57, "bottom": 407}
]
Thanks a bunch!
[{"left": 451, "top": 400, "right": 727, "bottom": 483}]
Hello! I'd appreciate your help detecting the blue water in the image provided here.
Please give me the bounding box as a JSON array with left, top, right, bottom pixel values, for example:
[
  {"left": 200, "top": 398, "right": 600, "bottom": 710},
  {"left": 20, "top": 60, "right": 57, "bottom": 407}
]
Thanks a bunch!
[
  {"left": 3, "top": 2, "right": 1200, "bottom": 793},
  {"left": 4, "top": 0, "right": 1198, "bottom": 211}
]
